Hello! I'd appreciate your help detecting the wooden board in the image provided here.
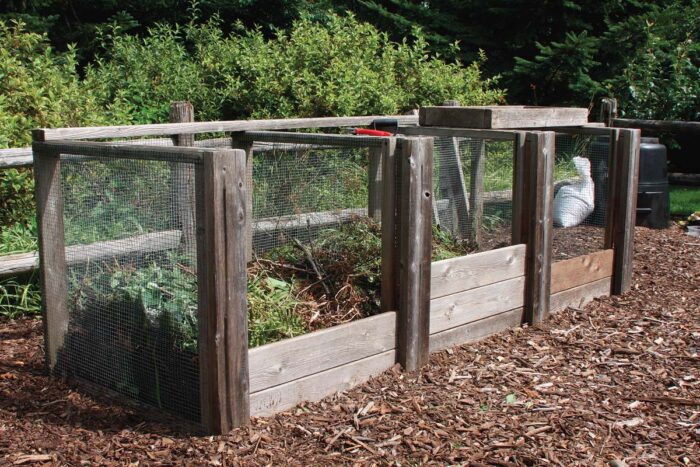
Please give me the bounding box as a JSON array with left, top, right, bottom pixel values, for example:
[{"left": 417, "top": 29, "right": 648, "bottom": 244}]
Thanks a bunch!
[
  {"left": 0, "top": 230, "right": 182, "bottom": 278},
  {"left": 550, "top": 277, "right": 611, "bottom": 314},
  {"left": 250, "top": 350, "right": 396, "bottom": 417},
  {"left": 430, "top": 244, "right": 526, "bottom": 299},
  {"left": 34, "top": 115, "right": 419, "bottom": 141},
  {"left": 429, "top": 307, "right": 523, "bottom": 353},
  {"left": 550, "top": 249, "right": 614, "bottom": 294},
  {"left": 419, "top": 106, "right": 589, "bottom": 129},
  {"left": 248, "top": 312, "right": 396, "bottom": 393},
  {"left": 430, "top": 276, "right": 525, "bottom": 334},
  {"left": 399, "top": 126, "right": 518, "bottom": 141},
  {"left": 0, "top": 148, "right": 33, "bottom": 168}
]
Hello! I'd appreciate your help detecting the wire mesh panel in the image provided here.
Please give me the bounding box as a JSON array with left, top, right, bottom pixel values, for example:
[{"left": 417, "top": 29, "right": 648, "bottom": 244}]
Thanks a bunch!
[
  {"left": 51, "top": 147, "right": 201, "bottom": 422},
  {"left": 431, "top": 136, "right": 515, "bottom": 255},
  {"left": 552, "top": 133, "right": 611, "bottom": 260}
]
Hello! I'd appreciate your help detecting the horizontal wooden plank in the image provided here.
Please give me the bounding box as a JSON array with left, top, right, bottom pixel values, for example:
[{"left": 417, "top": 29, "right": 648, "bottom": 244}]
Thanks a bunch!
[
  {"left": 429, "top": 307, "right": 523, "bottom": 353},
  {"left": 34, "top": 141, "right": 208, "bottom": 163},
  {"left": 399, "top": 126, "right": 517, "bottom": 141},
  {"left": 0, "top": 148, "right": 33, "bottom": 168},
  {"left": 420, "top": 106, "right": 589, "bottom": 129},
  {"left": 430, "top": 275, "right": 525, "bottom": 334},
  {"left": 249, "top": 312, "right": 396, "bottom": 393},
  {"left": 34, "top": 115, "right": 419, "bottom": 141},
  {"left": 430, "top": 244, "right": 526, "bottom": 299},
  {"left": 0, "top": 230, "right": 181, "bottom": 278},
  {"left": 550, "top": 276, "right": 611, "bottom": 314},
  {"left": 612, "top": 118, "right": 700, "bottom": 136},
  {"left": 250, "top": 349, "right": 396, "bottom": 417},
  {"left": 242, "top": 131, "right": 387, "bottom": 147},
  {"left": 550, "top": 249, "right": 614, "bottom": 294}
]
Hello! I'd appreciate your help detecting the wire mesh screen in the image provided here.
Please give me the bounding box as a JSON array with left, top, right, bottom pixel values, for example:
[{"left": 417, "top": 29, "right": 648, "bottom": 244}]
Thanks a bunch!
[
  {"left": 54, "top": 150, "right": 201, "bottom": 422},
  {"left": 431, "top": 136, "right": 514, "bottom": 257},
  {"left": 552, "top": 133, "right": 610, "bottom": 260}
]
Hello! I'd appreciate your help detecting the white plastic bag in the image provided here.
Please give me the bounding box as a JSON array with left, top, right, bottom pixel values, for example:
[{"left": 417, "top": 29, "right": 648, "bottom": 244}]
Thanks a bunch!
[{"left": 552, "top": 156, "right": 595, "bottom": 228}]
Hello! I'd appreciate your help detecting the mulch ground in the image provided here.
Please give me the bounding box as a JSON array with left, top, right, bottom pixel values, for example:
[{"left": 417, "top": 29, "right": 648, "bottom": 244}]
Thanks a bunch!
[{"left": 1, "top": 226, "right": 699, "bottom": 466}]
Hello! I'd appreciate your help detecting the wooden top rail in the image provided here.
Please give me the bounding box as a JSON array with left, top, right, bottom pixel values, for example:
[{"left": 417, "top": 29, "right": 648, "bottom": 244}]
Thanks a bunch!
[
  {"left": 32, "top": 114, "right": 419, "bottom": 142},
  {"left": 0, "top": 148, "right": 33, "bottom": 168},
  {"left": 33, "top": 140, "right": 213, "bottom": 163},
  {"left": 240, "top": 131, "right": 388, "bottom": 147},
  {"left": 399, "top": 126, "right": 518, "bottom": 141},
  {"left": 612, "top": 118, "right": 700, "bottom": 136}
]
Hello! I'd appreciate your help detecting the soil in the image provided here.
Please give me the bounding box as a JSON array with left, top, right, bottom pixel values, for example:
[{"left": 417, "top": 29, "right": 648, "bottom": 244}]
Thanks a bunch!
[{"left": 2, "top": 226, "right": 699, "bottom": 466}]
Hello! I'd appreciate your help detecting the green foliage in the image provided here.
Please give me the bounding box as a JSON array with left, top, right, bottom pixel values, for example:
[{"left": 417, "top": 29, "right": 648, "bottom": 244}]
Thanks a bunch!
[
  {"left": 0, "top": 168, "right": 35, "bottom": 228},
  {"left": 0, "top": 274, "right": 41, "bottom": 319},
  {"left": 248, "top": 273, "right": 306, "bottom": 348},
  {"left": 0, "top": 218, "right": 37, "bottom": 254},
  {"left": 670, "top": 186, "right": 700, "bottom": 216}
]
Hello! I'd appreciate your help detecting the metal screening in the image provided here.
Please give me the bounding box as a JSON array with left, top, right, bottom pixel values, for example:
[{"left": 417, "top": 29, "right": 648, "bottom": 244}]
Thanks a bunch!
[
  {"left": 54, "top": 149, "right": 201, "bottom": 422},
  {"left": 432, "top": 136, "right": 514, "bottom": 252},
  {"left": 552, "top": 133, "right": 611, "bottom": 260}
]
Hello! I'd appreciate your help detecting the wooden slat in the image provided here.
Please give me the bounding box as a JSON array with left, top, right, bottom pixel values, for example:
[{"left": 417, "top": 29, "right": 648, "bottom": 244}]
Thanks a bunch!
[
  {"left": 0, "top": 148, "right": 33, "bottom": 168},
  {"left": 550, "top": 249, "right": 614, "bottom": 294},
  {"left": 368, "top": 146, "right": 382, "bottom": 221},
  {"left": 522, "top": 132, "right": 555, "bottom": 324},
  {"left": 396, "top": 137, "right": 433, "bottom": 371},
  {"left": 604, "top": 129, "right": 621, "bottom": 249},
  {"left": 430, "top": 244, "right": 526, "bottom": 299},
  {"left": 230, "top": 132, "right": 255, "bottom": 261},
  {"left": 429, "top": 307, "right": 523, "bottom": 353},
  {"left": 430, "top": 276, "right": 525, "bottom": 334},
  {"left": 511, "top": 132, "right": 527, "bottom": 244},
  {"left": 33, "top": 115, "right": 419, "bottom": 141},
  {"left": 32, "top": 144, "right": 69, "bottom": 374},
  {"left": 196, "top": 149, "right": 250, "bottom": 434},
  {"left": 380, "top": 138, "right": 398, "bottom": 313},
  {"left": 399, "top": 126, "right": 518, "bottom": 141},
  {"left": 468, "top": 140, "right": 485, "bottom": 245},
  {"left": 611, "top": 129, "right": 641, "bottom": 295},
  {"left": 34, "top": 140, "right": 207, "bottom": 163},
  {"left": 612, "top": 118, "right": 700, "bottom": 136},
  {"left": 170, "top": 102, "right": 197, "bottom": 253},
  {"left": 241, "top": 131, "right": 386, "bottom": 147},
  {"left": 249, "top": 312, "right": 396, "bottom": 393},
  {"left": 550, "top": 277, "right": 611, "bottom": 314},
  {"left": 419, "top": 106, "right": 589, "bottom": 129},
  {"left": 250, "top": 350, "right": 396, "bottom": 417}
]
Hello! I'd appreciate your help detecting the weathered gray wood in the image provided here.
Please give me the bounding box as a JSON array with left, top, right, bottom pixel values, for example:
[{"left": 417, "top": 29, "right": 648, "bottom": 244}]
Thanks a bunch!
[
  {"left": 400, "top": 125, "right": 518, "bottom": 141},
  {"left": 241, "top": 131, "right": 386, "bottom": 147},
  {"left": 0, "top": 148, "right": 33, "bottom": 168},
  {"left": 550, "top": 277, "right": 611, "bottom": 314},
  {"left": 196, "top": 149, "right": 250, "bottom": 434},
  {"left": 522, "top": 132, "right": 555, "bottom": 325},
  {"left": 468, "top": 140, "right": 486, "bottom": 245},
  {"left": 170, "top": 102, "right": 197, "bottom": 253},
  {"left": 33, "top": 115, "right": 419, "bottom": 142},
  {"left": 429, "top": 307, "right": 523, "bottom": 353},
  {"left": 612, "top": 118, "right": 700, "bottom": 136},
  {"left": 600, "top": 98, "right": 618, "bottom": 127},
  {"left": 611, "top": 129, "right": 641, "bottom": 295},
  {"left": 430, "top": 275, "right": 525, "bottom": 334},
  {"left": 0, "top": 230, "right": 181, "bottom": 278},
  {"left": 248, "top": 312, "right": 396, "bottom": 393},
  {"left": 550, "top": 249, "right": 614, "bottom": 294},
  {"left": 396, "top": 137, "right": 433, "bottom": 371},
  {"left": 231, "top": 132, "right": 255, "bottom": 261},
  {"left": 380, "top": 138, "right": 398, "bottom": 313},
  {"left": 368, "top": 146, "right": 383, "bottom": 221},
  {"left": 430, "top": 244, "right": 526, "bottom": 299},
  {"left": 250, "top": 350, "right": 396, "bottom": 417},
  {"left": 668, "top": 172, "right": 700, "bottom": 186},
  {"left": 511, "top": 131, "right": 527, "bottom": 244},
  {"left": 604, "top": 129, "right": 621, "bottom": 249},
  {"left": 32, "top": 144, "right": 68, "bottom": 374},
  {"left": 34, "top": 140, "right": 207, "bottom": 163},
  {"left": 420, "top": 106, "right": 589, "bottom": 129}
]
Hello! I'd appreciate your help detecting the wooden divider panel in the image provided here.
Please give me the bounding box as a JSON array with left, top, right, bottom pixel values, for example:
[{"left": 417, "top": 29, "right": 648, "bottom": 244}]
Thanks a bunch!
[
  {"left": 550, "top": 250, "right": 614, "bottom": 294},
  {"left": 429, "top": 308, "right": 524, "bottom": 353},
  {"left": 550, "top": 277, "right": 611, "bottom": 314}
]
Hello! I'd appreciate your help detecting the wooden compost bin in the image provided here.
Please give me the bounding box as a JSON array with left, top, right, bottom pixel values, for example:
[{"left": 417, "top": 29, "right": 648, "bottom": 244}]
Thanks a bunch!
[{"left": 28, "top": 106, "right": 640, "bottom": 434}]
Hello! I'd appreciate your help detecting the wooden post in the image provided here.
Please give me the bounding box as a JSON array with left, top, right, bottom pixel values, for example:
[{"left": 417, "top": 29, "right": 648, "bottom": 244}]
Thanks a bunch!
[
  {"left": 231, "top": 132, "right": 255, "bottom": 261},
  {"left": 599, "top": 98, "right": 618, "bottom": 127},
  {"left": 610, "top": 129, "right": 641, "bottom": 295},
  {"left": 440, "top": 100, "right": 470, "bottom": 239},
  {"left": 604, "top": 128, "right": 621, "bottom": 249},
  {"left": 468, "top": 140, "right": 486, "bottom": 246},
  {"left": 33, "top": 143, "right": 69, "bottom": 375},
  {"left": 511, "top": 132, "right": 528, "bottom": 245},
  {"left": 522, "top": 132, "right": 555, "bottom": 325},
  {"left": 380, "top": 138, "right": 398, "bottom": 314},
  {"left": 170, "top": 102, "right": 197, "bottom": 253},
  {"left": 396, "top": 137, "right": 433, "bottom": 371},
  {"left": 368, "top": 146, "right": 383, "bottom": 221},
  {"left": 195, "top": 149, "right": 250, "bottom": 434}
]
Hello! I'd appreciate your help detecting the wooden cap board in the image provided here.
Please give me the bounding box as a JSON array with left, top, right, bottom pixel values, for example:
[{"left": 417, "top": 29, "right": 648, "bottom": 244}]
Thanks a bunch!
[{"left": 419, "top": 105, "right": 589, "bottom": 129}]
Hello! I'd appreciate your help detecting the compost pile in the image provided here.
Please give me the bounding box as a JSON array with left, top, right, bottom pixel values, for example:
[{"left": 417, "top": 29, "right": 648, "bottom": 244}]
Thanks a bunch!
[{"left": 2, "top": 226, "right": 698, "bottom": 465}]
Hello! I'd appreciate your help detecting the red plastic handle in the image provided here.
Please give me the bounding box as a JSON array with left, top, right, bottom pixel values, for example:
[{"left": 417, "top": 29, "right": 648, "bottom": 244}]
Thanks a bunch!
[{"left": 354, "top": 128, "right": 392, "bottom": 137}]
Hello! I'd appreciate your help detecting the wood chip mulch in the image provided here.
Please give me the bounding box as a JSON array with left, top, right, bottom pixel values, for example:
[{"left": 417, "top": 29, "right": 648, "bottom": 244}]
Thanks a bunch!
[{"left": 1, "top": 226, "right": 699, "bottom": 466}]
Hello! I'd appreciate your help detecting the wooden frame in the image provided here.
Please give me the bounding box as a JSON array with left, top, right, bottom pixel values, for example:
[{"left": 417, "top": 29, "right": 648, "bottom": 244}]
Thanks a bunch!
[
  {"left": 419, "top": 106, "right": 589, "bottom": 129},
  {"left": 195, "top": 148, "right": 250, "bottom": 433}
]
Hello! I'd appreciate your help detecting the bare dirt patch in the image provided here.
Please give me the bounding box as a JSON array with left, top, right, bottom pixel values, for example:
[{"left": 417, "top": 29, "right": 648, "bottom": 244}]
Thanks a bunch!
[{"left": 1, "top": 226, "right": 698, "bottom": 466}]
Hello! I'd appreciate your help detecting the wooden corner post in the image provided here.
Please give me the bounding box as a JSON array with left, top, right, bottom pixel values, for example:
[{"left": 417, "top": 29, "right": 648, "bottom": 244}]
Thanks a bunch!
[
  {"left": 195, "top": 149, "right": 250, "bottom": 434},
  {"left": 380, "top": 137, "right": 398, "bottom": 314},
  {"left": 522, "top": 132, "right": 555, "bottom": 325},
  {"left": 33, "top": 142, "right": 69, "bottom": 375},
  {"left": 610, "top": 128, "right": 641, "bottom": 295},
  {"left": 170, "top": 102, "right": 197, "bottom": 253},
  {"left": 230, "top": 132, "right": 255, "bottom": 261},
  {"left": 395, "top": 137, "right": 433, "bottom": 371}
]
